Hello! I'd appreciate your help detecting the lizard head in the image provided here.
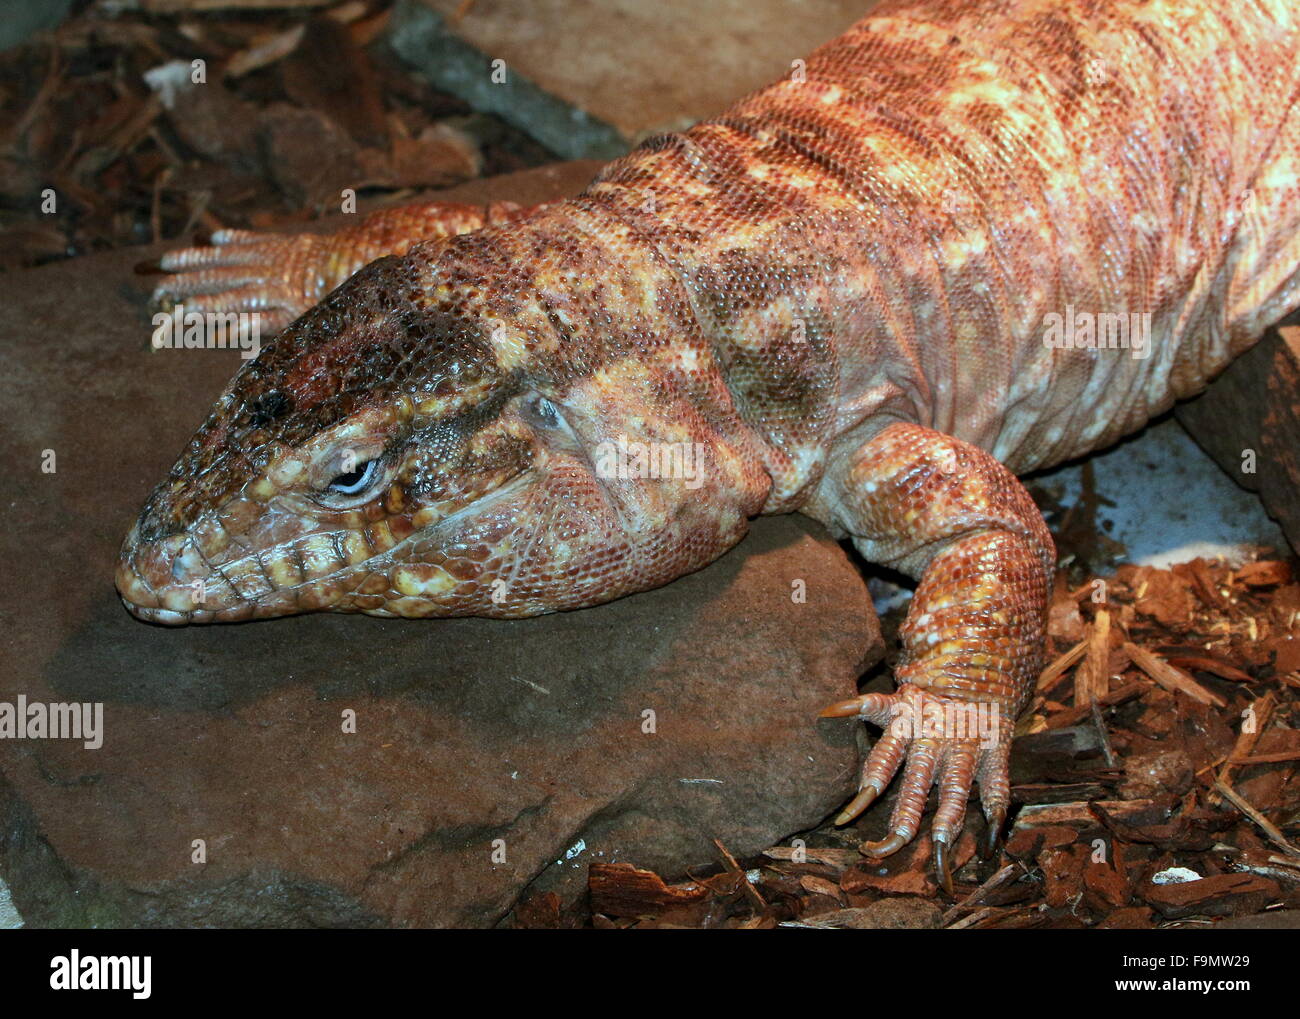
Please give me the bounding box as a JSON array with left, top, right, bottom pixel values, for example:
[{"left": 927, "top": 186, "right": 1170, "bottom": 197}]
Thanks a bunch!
[{"left": 117, "top": 219, "right": 770, "bottom": 623}]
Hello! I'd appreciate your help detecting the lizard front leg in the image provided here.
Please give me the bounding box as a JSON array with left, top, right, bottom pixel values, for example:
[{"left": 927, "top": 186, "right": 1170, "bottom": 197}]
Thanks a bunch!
[
  {"left": 816, "top": 422, "right": 1054, "bottom": 891},
  {"left": 146, "top": 199, "right": 540, "bottom": 334}
]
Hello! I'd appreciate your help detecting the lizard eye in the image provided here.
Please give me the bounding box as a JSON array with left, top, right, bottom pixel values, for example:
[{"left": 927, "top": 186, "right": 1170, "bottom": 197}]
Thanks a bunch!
[
  {"left": 327, "top": 459, "right": 379, "bottom": 495},
  {"left": 526, "top": 394, "right": 562, "bottom": 429}
]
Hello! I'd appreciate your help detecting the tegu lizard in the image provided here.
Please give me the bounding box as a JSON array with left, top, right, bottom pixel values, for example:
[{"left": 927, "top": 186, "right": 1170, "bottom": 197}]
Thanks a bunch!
[{"left": 117, "top": 0, "right": 1300, "bottom": 890}]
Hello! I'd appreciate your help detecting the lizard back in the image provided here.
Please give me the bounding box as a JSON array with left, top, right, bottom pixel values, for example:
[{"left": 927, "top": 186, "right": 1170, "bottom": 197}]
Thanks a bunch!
[{"left": 581, "top": 0, "right": 1300, "bottom": 503}]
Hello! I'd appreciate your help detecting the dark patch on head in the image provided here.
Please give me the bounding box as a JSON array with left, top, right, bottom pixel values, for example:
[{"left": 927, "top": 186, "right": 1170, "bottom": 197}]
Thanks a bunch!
[
  {"left": 220, "top": 261, "right": 505, "bottom": 448},
  {"left": 249, "top": 390, "right": 292, "bottom": 427}
]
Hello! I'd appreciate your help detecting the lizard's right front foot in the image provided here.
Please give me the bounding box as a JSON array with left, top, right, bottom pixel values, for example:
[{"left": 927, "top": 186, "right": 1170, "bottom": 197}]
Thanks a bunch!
[{"left": 820, "top": 683, "right": 1012, "bottom": 893}]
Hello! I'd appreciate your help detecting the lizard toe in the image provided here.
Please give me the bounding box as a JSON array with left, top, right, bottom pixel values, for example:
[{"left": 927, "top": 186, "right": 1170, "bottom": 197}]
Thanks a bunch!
[
  {"left": 931, "top": 742, "right": 977, "bottom": 845},
  {"left": 863, "top": 733, "right": 940, "bottom": 855},
  {"left": 155, "top": 262, "right": 277, "bottom": 294}
]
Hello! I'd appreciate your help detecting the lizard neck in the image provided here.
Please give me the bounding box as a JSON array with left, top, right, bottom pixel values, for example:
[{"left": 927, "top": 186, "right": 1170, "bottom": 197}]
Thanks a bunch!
[
  {"left": 466, "top": 198, "right": 778, "bottom": 521},
  {"left": 581, "top": 141, "right": 847, "bottom": 514}
]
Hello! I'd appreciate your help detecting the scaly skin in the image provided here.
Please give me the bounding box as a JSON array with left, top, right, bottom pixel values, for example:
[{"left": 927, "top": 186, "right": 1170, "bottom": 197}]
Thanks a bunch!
[{"left": 120, "top": 0, "right": 1300, "bottom": 889}]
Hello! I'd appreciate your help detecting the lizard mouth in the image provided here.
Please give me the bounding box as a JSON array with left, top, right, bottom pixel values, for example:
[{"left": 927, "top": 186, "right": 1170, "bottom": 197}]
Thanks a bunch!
[{"left": 116, "top": 470, "right": 535, "bottom": 625}]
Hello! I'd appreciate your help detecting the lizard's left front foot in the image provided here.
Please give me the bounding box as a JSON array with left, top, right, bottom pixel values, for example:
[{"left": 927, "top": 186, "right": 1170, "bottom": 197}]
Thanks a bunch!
[
  {"left": 144, "top": 200, "right": 529, "bottom": 337},
  {"left": 148, "top": 229, "right": 331, "bottom": 336},
  {"left": 821, "top": 683, "right": 1011, "bottom": 893}
]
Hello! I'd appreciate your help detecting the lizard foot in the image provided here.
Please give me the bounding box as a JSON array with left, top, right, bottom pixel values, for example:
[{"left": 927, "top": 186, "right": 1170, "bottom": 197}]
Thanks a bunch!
[
  {"left": 820, "top": 683, "right": 1011, "bottom": 893},
  {"left": 143, "top": 230, "right": 334, "bottom": 337},
  {"left": 141, "top": 200, "right": 528, "bottom": 338}
]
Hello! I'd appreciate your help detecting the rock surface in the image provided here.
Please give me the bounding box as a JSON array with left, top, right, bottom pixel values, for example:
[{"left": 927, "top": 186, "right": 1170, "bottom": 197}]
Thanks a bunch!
[
  {"left": 0, "top": 164, "right": 878, "bottom": 927},
  {"left": 389, "top": 0, "right": 868, "bottom": 158},
  {"left": 1176, "top": 319, "right": 1300, "bottom": 554}
]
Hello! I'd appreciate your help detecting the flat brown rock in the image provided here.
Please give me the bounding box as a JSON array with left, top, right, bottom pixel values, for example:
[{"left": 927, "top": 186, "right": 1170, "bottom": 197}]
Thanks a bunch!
[
  {"left": 389, "top": 0, "right": 869, "bottom": 157},
  {"left": 0, "top": 164, "right": 878, "bottom": 927}
]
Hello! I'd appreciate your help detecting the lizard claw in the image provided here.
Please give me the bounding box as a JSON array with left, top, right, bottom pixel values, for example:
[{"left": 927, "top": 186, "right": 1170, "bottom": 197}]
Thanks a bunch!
[
  {"left": 823, "top": 683, "right": 1011, "bottom": 878},
  {"left": 933, "top": 837, "right": 954, "bottom": 895},
  {"left": 860, "top": 832, "right": 910, "bottom": 858},
  {"left": 979, "top": 805, "right": 1008, "bottom": 861},
  {"left": 832, "top": 784, "right": 878, "bottom": 825}
]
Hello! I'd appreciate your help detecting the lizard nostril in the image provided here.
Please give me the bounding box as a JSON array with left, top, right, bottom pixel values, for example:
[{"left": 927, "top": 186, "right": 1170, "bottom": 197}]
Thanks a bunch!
[{"left": 170, "top": 540, "right": 207, "bottom": 583}]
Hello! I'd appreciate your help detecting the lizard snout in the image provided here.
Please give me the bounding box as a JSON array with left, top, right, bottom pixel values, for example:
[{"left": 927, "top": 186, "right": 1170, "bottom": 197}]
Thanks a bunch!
[{"left": 115, "top": 527, "right": 226, "bottom": 625}]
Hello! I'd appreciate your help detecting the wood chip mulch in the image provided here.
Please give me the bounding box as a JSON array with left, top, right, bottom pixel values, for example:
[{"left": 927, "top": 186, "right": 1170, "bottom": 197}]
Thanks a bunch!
[
  {"left": 0, "top": 1, "right": 555, "bottom": 270},
  {"left": 513, "top": 553, "right": 1300, "bottom": 928}
]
